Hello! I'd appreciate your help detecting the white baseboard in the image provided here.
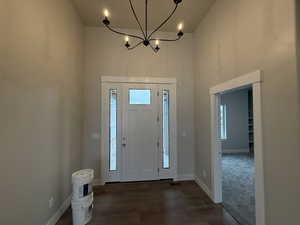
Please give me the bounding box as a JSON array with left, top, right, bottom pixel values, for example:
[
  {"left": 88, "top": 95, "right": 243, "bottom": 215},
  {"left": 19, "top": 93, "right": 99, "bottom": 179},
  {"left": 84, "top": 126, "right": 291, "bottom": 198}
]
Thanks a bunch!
[
  {"left": 174, "top": 174, "right": 195, "bottom": 181},
  {"left": 46, "top": 195, "right": 71, "bottom": 225},
  {"left": 194, "top": 175, "right": 213, "bottom": 200},
  {"left": 222, "top": 148, "right": 249, "bottom": 154}
]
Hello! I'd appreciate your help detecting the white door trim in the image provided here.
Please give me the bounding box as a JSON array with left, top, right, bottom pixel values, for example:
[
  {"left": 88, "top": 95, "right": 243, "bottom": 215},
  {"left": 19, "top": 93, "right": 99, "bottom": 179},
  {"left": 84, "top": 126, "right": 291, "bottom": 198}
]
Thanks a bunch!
[
  {"left": 209, "top": 70, "right": 266, "bottom": 225},
  {"left": 100, "top": 83, "right": 123, "bottom": 184},
  {"left": 101, "top": 76, "right": 177, "bottom": 84},
  {"left": 209, "top": 70, "right": 261, "bottom": 95},
  {"left": 101, "top": 77, "right": 177, "bottom": 184}
]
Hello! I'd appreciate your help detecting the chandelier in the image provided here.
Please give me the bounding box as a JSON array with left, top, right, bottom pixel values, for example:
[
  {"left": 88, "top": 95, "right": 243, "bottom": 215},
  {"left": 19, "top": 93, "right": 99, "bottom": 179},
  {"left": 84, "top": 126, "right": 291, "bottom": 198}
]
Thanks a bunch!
[{"left": 102, "top": 0, "right": 184, "bottom": 53}]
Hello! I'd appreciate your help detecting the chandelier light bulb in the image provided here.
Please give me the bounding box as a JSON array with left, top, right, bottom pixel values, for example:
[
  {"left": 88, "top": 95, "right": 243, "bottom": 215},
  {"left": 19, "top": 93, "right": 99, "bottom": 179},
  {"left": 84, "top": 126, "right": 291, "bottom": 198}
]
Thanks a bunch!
[
  {"left": 104, "top": 9, "right": 109, "bottom": 17},
  {"left": 125, "top": 36, "right": 130, "bottom": 48},
  {"left": 155, "top": 39, "right": 160, "bottom": 52},
  {"left": 178, "top": 23, "right": 183, "bottom": 31}
]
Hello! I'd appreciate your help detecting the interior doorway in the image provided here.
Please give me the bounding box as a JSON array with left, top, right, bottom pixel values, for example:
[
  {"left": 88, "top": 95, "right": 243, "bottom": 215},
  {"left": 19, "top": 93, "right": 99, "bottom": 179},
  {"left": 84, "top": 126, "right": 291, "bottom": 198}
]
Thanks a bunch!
[
  {"left": 101, "top": 77, "right": 177, "bottom": 183},
  {"left": 220, "top": 87, "right": 255, "bottom": 225},
  {"left": 209, "top": 71, "right": 265, "bottom": 225}
]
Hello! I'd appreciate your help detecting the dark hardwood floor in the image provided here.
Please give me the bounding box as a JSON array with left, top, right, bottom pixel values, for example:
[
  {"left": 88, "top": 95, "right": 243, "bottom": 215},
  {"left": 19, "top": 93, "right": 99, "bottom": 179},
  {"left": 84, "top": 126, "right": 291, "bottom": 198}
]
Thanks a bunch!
[{"left": 57, "top": 180, "right": 239, "bottom": 225}]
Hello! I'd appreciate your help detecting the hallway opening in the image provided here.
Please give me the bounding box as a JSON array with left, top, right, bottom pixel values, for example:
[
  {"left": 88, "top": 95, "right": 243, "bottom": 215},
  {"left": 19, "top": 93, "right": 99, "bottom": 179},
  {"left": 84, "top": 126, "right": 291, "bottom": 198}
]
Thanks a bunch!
[
  {"left": 220, "top": 88, "right": 255, "bottom": 225},
  {"left": 209, "top": 71, "right": 265, "bottom": 225}
]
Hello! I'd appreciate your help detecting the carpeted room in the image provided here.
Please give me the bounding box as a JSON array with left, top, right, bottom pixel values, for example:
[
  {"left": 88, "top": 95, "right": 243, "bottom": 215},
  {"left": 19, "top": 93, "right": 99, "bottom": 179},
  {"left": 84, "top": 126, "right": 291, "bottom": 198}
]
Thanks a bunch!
[{"left": 221, "top": 88, "right": 255, "bottom": 225}]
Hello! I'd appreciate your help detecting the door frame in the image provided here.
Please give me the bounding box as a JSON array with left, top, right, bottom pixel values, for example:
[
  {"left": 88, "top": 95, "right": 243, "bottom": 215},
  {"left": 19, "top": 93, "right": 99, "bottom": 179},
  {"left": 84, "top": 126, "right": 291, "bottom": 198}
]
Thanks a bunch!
[
  {"left": 100, "top": 76, "right": 177, "bottom": 184},
  {"left": 209, "top": 70, "right": 265, "bottom": 225}
]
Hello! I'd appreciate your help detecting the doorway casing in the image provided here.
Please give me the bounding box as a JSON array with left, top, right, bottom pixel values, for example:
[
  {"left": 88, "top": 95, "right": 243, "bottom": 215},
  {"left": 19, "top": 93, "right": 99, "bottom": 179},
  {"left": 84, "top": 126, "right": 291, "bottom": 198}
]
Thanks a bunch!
[
  {"left": 209, "top": 70, "right": 265, "bottom": 225},
  {"left": 100, "top": 76, "right": 177, "bottom": 184}
]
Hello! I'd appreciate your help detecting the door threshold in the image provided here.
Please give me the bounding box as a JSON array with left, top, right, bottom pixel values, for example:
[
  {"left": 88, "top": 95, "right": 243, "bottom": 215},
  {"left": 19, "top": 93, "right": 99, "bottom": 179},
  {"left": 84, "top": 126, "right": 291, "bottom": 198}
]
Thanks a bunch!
[{"left": 105, "top": 179, "right": 174, "bottom": 184}]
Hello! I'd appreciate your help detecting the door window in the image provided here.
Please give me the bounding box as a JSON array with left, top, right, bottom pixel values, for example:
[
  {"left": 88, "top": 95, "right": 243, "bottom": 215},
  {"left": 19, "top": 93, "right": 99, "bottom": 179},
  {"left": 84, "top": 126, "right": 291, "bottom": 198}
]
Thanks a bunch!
[{"left": 129, "top": 89, "right": 151, "bottom": 105}]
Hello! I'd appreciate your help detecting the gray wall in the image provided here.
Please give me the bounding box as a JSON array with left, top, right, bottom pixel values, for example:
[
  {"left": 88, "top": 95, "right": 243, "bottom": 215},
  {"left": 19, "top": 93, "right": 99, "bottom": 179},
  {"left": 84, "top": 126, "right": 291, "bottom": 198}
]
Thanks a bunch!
[
  {"left": 0, "top": 0, "right": 84, "bottom": 224},
  {"left": 296, "top": 1, "right": 300, "bottom": 158},
  {"left": 221, "top": 89, "right": 249, "bottom": 152},
  {"left": 193, "top": 0, "right": 300, "bottom": 225},
  {"left": 83, "top": 27, "right": 195, "bottom": 181}
]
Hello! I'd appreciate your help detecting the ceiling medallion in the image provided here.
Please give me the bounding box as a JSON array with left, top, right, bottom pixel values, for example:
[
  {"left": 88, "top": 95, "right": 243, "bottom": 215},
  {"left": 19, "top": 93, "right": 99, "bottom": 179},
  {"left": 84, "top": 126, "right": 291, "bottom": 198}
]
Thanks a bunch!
[{"left": 102, "top": 0, "right": 184, "bottom": 53}]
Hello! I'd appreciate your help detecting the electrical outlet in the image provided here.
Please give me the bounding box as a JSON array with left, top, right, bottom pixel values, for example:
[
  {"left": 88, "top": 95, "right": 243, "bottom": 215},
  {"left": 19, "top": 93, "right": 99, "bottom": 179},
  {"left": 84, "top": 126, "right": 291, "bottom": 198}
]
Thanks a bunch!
[
  {"left": 203, "top": 170, "right": 207, "bottom": 179},
  {"left": 49, "top": 197, "right": 54, "bottom": 209}
]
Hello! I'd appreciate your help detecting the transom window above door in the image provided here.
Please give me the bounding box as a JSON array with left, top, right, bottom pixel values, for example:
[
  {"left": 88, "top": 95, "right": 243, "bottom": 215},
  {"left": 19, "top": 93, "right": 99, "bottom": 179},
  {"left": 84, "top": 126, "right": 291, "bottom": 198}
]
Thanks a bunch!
[{"left": 129, "top": 89, "right": 151, "bottom": 105}]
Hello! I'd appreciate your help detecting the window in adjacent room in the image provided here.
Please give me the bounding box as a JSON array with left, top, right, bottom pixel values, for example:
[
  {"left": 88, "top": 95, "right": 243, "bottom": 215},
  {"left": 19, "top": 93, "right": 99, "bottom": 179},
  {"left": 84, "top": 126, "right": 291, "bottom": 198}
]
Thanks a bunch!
[{"left": 220, "top": 104, "right": 227, "bottom": 140}]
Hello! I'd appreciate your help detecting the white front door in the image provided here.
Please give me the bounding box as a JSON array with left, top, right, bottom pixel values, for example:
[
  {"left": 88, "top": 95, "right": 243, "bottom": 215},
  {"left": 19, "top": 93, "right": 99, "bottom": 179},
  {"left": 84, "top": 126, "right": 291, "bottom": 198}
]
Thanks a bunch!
[
  {"left": 121, "top": 84, "right": 159, "bottom": 181},
  {"left": 101, "top": 79, "right": 177, "bottom": 183}
]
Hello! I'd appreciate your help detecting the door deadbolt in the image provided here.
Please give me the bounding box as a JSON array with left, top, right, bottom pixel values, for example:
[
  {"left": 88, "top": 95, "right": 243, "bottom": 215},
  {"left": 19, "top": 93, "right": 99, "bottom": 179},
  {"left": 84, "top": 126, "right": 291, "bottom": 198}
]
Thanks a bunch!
[{"left": 122, "top": 137, "right": 126, "bottom": 147}]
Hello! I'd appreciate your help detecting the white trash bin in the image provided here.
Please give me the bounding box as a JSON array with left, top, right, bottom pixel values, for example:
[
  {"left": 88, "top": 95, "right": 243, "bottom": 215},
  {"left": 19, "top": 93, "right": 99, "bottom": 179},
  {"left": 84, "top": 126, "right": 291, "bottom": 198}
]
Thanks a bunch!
[
  {"left": 72, "top": 169, "right": 94, "bottom": 200},
  {"left": 71, "top": 193, "right": 93, "bottom": 225}
]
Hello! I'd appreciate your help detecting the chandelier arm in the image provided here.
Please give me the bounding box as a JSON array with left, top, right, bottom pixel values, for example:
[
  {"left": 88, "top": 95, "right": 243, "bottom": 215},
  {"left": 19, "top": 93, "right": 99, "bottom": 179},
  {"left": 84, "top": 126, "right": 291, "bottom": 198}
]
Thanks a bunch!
[
  {"left": 129, "top": 0, "right": 147, "bottom": 39},
  {"left": 127, "top": 41, "right": 144, "bottom": 50},
  {"left": 148, "top": 4, "right": 178, "bottom": 39},
  {"left": 149, "top": 36, "right": 182, "bottom": 42},
  {"left": 105, "top": 24, "right": 144, "bottom": 41},
  {"left": 145, "top": 0, "right": 148, "bottom": 37},
  {"left": 149, "top": 43, "right": 158, "bottom": 53}
]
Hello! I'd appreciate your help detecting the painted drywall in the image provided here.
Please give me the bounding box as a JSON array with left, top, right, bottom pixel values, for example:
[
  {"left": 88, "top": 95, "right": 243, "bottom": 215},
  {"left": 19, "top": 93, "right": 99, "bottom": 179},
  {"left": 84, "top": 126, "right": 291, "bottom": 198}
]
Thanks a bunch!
[
  {"left": 83, "top": 27, "right": 195, "bottom": 181},
  {"left": 221, "top": 89, "right": 249, "bottom": 152},
  {"left": 0, "top": 0, "right": 84, "bottom": 224},
  {"left": 193, "top": 0, "right": 300, "bottom": 225},
  {"left": 296, "top": 1, "right": 300, "bottom": 162}
]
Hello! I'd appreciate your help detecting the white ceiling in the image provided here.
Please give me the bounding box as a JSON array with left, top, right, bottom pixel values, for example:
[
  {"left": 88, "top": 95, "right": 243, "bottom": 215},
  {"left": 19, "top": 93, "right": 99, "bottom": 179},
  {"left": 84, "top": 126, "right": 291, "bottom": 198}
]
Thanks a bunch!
[{"left": 72, "top": 0, "right": 215, "bottom": 33}]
